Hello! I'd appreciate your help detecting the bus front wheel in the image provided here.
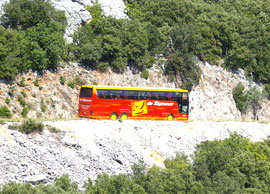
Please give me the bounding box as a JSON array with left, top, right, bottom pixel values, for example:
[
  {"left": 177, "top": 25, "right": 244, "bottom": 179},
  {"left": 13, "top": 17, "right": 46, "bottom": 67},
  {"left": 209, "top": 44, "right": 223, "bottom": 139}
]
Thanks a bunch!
[
  {"left": 167, "top": 114, "right": 174, "bottom": 121},
  {"left": 120, "top": 113, "right": 128, "bottom": 120},
  {"left": 110, "top": 113, "right": 118, "bottom": 121}
]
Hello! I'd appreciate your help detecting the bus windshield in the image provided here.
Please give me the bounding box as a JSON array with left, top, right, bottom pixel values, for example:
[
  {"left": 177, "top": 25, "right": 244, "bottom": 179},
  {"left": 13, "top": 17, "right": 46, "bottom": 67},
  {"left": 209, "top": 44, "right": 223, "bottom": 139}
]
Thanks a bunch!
[{"left": 80, "top": 87, "right": 92, "bottom": 98}]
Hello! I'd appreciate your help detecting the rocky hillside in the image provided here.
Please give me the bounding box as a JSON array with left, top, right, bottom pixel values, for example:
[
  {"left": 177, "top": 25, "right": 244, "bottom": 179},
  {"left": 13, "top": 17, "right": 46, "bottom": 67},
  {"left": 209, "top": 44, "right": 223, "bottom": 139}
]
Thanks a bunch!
[
  {"left": 1, "top": 61, "right": 269, "bottom": 121},
  {"left": 0, "top": 0, "right": 269, "bottom": 121},
  {"left": 1, "top": 120, "right": 270, "bottom": 188}
]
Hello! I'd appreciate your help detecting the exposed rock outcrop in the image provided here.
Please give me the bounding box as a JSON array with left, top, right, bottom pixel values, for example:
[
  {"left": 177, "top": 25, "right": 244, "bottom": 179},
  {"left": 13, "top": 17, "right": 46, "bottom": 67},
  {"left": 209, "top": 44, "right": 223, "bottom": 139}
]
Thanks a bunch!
[{"left": 1, "top": 120, "right": 270, "bottom": 188}]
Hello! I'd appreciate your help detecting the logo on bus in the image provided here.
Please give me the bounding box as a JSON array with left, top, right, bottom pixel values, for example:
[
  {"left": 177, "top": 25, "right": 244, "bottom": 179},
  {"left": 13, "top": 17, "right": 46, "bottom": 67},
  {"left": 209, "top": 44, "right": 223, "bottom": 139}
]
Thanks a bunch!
[
  {"left": 147, "top": 101, "right": 174, "bottom": 107},
  {"left": 132, "top": 100, "right": 148, "bottom": 116}
]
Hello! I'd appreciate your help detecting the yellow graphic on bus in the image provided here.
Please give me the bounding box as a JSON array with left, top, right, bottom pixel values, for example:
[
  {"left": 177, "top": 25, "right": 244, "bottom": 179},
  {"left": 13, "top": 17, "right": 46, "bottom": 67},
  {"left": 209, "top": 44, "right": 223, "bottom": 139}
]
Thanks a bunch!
[{"left": 132, "top": 100, "right": 148, "bottom": 116}]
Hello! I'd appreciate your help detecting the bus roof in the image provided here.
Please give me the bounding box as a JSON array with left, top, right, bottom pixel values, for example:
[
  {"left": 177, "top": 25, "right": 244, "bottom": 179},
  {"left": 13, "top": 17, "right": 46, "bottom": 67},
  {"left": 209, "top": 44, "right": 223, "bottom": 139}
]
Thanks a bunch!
[{"left": 81, "top": 85, "right": 188, "bottom": 93}]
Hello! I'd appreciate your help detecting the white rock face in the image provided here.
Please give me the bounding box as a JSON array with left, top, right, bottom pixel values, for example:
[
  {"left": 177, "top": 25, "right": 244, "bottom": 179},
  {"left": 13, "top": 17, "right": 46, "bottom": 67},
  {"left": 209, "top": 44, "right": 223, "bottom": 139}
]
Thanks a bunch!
[
  {"left": 189, "top": 61, "right": 270, "bottom": 121},
  {"left": 1, "top": 120, "right": 270, "bottom": 188}
]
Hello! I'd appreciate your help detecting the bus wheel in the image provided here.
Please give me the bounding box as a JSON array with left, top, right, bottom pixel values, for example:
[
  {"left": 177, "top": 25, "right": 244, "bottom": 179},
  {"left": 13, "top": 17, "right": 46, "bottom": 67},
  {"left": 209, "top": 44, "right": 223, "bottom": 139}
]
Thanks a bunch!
[
  {"left": 167, "top": 114, "right": 174, "bottom": 121},
  {"left": 120, "top": 113, "right": 128, "bottom": 120},
  {"left": 110, "top": 113, "right": 118, "bottom": 121}
]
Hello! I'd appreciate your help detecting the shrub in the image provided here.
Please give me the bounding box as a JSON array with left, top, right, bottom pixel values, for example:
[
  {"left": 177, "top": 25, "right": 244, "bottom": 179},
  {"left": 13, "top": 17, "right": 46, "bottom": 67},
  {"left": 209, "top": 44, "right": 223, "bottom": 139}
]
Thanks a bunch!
[
  {"left": 68, "top": 80, "right": 75, "bottom": 89},
  {"left": 19, "top": 119, "right": 44, "bottom": 134},
  {"left": 21, "top": 91, "right": 27, "bottom": 98},
  {"left": 141, "top": 68, "right": 149, "bottom": 79},
  {"left": 232, "top": 83, "right": 247, "bottom": 113},
  {"left": 19, "top": 77, "right": 26, "bottom": 87},
  {"left": 21, "top": 107, "right": 29, "bottom": 118},
  {"left": 60, "top": 76, "right": 65, "bottom": 85},
  {"left": 40, "top": 98, "right": 46, "bottom": 112},
  {"left": 0, "top": 106, "right": 12, "bottom": 118},
  {"left": 18, "top": 96, "right": 26, "bottom": 107},
  {"left": 34, "top": 79, "right": 39, "bottom": 87},
  {"left": 5, "top": 97, "right": 10, "bottom": 104}
]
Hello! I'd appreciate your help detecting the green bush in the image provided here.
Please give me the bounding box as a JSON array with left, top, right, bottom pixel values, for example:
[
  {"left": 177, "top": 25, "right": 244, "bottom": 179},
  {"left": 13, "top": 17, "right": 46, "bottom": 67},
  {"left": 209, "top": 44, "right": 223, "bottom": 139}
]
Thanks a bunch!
[
  {"left": 0, "top": 106, "right": 12, "bottom": 118},
  {"left": 232, "top": 83, "right": 247, "bottom": 113},
  {"left": 68, "top": 80, "right": 75, "bottom": 89},
  {"left": 40, "top": 98, "right": 46, "bottom": 112},
  {"left": 19, "top": 78, "right": 26, "bottom": 87},
  {"left": 5, "top": 97, "right": 10, "bottom": 104},
  {"left": 34, "top": 79, "right": 39, "bottom": 87},
  {"left": 21, "top": 91, "right": 27, "bottom": 98},
  {"left": 60, "top": 76, "right": 65, "bottom": 85},
  {"left": 19, "top": 119, "right": 44, "bottom": 134},
  {"left": 0, "top": 0, "right": 67, "bottom": 81},
  {"left": 141, "top": 68, "right": 149, "bottom": 79},
  {"left": 18, "top": 96, "right": 26, "bottom": 107},
  {"left": 21, "top": 107, "right": 29, "bottom": 118}
]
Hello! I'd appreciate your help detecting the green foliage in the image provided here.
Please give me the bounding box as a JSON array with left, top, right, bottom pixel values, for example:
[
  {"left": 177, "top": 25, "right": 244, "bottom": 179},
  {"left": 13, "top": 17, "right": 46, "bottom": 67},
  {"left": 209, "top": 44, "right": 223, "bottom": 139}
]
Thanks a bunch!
[
  {"left": 0, "top": 106, "right": 12, "bottom": 118},
  {"left": 1, "top": 0, "right": 67, "bottom": 30},
  {"left": 18, "top": 119, "right": 44, "bottom": 134},
  {"left": 68, "top": 80, "right": 75, "bottom": 89},
  {"left": 19, "top": 77, "right": 26, "bottom": 87},
  {"left": 233, "top": 83, "right": 247, "bottom": 113},
  {"left": 21, "top": 91, "right": 27, "bottom": 98},
  {"left": 123, "top": 0, "right": 270, "bottom": 84},
  {"left": 0, "top": 0, "right": 67, "bottom": 81},
  {"left": 0, "top": 26, "right": 21, "bottom": 81},
  {"left": 141, "top": 68, "right": 149, "bottom": 79},
  {"left": 21, "top": 107, "right": 29, "bottom": 118},
  {"left": 5, "top": 97, "right": 10, "bottom": 105},
  {"left": 60, "top": 76, "right": 65, "bottom": 85},
  {"left": 264, "top": 84, "right": 270, "bottom": 98},
  {"left": 40, "top": 98, "right": 46, "bottom": 112},
  {"left": 233, "top": 83, "right": 266, "bottom": 119},
  {"left": 34, "top": 79, "right": 39, "bottom": 87},
  {"left": 86, "top": 3, "right": 104, "bottom": 27},
  {"left": 166, "top": 52, "right": 201, "bottom": 91},
  {"left": 18, "top": 96, "right": 26, "bottom": 107},
  {"left": 0, "top": 174, "right": 80, "bottom": 194},
  {"left": 246, "top": 86, "right": 267, "bottom": 120}
]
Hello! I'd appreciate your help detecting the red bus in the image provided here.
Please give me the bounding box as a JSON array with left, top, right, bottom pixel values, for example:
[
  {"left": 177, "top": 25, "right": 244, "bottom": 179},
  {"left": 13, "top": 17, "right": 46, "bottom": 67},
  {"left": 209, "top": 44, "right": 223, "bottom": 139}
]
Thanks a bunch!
[{"left": 78, "top": 85, "right": 189, "bottom": 121}]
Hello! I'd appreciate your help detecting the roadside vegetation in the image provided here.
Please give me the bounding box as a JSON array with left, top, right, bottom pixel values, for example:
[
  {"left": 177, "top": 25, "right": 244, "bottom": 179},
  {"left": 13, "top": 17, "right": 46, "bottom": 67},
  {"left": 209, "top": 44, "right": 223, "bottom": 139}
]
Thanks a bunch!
[
  {"left": 1, "top": 134, "right": 270, "bottom": 193},
  {"left": 1, "top": 0, "right": 270, "bottom": 90},
  {"left": 233, "top": 83, "right": 267, "bottom": 120}
]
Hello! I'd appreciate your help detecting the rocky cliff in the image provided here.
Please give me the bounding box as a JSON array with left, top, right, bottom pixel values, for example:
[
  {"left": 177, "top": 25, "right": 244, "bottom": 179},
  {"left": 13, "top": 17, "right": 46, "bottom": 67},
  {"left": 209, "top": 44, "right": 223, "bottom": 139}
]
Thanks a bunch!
[{"left": 1, "top": 120, "right": 270, "bottom": 188}]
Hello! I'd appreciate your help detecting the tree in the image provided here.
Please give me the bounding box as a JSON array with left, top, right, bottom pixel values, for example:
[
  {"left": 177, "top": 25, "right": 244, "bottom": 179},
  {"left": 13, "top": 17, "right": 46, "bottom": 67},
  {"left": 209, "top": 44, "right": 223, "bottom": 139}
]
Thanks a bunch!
[
  {"left": 233, "top": 83, "right": 248, "bottom": 114},
  {"left": 1, "top": 0, "right": 67, "bottom": 30},
  {"left": 246, "top": 86, "right": 266, "bottom": 120}
]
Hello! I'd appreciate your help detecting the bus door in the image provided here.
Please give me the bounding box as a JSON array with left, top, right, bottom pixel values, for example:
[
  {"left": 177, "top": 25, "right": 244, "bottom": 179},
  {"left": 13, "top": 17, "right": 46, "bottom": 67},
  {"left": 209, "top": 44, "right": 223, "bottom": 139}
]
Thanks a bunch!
[
  {"left": 78, "top": 86, "right": 93, "bottom": 117},
  {"left": 181, "top": 92, "right": 189, "bottom": 117}
]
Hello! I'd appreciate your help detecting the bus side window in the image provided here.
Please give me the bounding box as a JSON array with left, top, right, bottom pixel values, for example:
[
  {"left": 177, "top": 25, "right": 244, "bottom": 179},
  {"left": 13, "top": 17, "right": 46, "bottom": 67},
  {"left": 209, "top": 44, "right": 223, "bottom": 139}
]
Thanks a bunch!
[
  {"left": 97, "top": 89, "right": 106, "bottom": 99},
  {"left": 151, "top": 91, "right": 158, "bottom": 100},
  {"left": 167, "top": 92, "right": 172, "bottom": 101},
  {"left": 159, "top": 92, "right": 167, "bottom": 100},
  {"left": 138, "top": 91, "right": 148, "bottom": 100},
  {"left": 125, "top": 91, "right": 137, "bottom": 100},
  {"left": 171, "top": 92, "right": 181, "bottom": 102}
]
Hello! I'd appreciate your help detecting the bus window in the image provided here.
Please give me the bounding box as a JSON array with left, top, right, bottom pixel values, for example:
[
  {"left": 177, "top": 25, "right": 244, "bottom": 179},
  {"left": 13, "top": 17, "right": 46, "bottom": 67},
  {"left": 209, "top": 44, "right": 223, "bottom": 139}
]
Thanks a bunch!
[
  {"left": 97, "top": 89, "right": 110, "bottom": 99},
  {"left": 80, "top": 87, "right": 92, "bottom": 98},
  {"left": 151, "top": 91, "right": 159, "bottom": 100},
  {"left": 124, "top": 90, "right": 138, "bottom": 100},
  {"left": 171, "top": 92, "right": 181, "bottom": 102},
  {"left": 138, "top": 91, "right": 149, "bottom": 100},
  {"left": 158, "top": 92, "right": 167, "bottom": 100},
  {"left": 182, "top": 93, "right": 188, "bottom": 103},
  {"left": 109, "top": 90, "right": 123, "bottom": 99}
]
